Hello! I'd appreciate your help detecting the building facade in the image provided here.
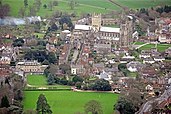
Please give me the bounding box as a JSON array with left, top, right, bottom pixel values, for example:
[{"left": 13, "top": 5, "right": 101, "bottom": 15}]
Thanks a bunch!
[{"left": 73, "top": 13, "right": 134, "bottom": 48}]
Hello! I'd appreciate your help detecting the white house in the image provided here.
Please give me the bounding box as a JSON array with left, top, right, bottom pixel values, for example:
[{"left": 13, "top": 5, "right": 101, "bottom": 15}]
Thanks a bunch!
[
  {"left": 126, "top": 61, "right": 143, "bottom": 72},
  {"left": 143, "top": 58, "right": 155, "bottom": 64},
  {"left": 153, "top": 56, "right": 165, "bottom": 62}
]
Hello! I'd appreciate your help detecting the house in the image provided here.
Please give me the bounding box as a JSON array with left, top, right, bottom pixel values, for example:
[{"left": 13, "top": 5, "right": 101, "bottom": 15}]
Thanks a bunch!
[
  {"left": 140, "top": 66, "right": 158, "bottom": 78},
  {"left": 143, "top": 57, "right": 155, "bottom": 64},
  {"left": 139, "top": 53, "right": 151, "bottom": 59},
  {"left": 94, "top": 43, "right": 111, "bottom": 54},
  {"left": 126, "top": 61, "right": 143, "bottom": 72},
  {"left": 59, "top": 44, "right": 70, "bottom": 65},
  {"left": 71, "top": 64, "right": 85, "bottom": 75},
  {"left": 0, "top": 56, "right": 11, "bottom": 65},
  {"left": 93, "top": 63, "right": 105, "bottom": 74},
  {"left": 46, "top": 43, "right": 57, "bottom": 52},
  {"left": 153, "top": 56, "right": 165, "bottom": 62},
  {"left": 97, "top": 71, "right": 111, "bottom": 81},
  {"left": 155, "top": 18, "right": 171, "bottom": 43},
  {"left": 0, "top": 65, "right": 12, "bottom": 81},
  {"left": 145, "top": 84, "right": 153, "bottom": 91},
  {"left": 48, "top": 37, "right": 58, "bottom": 44},
  {"left": 16, "top": 60, "right": 48, "bottom": 74}
]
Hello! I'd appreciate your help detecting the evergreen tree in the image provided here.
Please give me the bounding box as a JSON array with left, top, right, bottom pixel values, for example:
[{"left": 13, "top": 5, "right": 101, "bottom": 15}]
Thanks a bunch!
[
  {"left": 47, "top": 73, "right": 55, "bottom": 85},
  {"left": 36, "top": 94, "right": 52, "bottom": 114},
  {"left": 24, "top": 0, "right": 28, "bottom": 7},
  {"left": 1, "top": 95, "right": 10, "bottom": 108}
]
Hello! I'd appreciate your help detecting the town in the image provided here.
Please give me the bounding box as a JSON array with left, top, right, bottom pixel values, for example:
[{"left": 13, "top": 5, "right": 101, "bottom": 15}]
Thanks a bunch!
[{"left": 0, "top": 0, "right": 171, "bottom": 114}]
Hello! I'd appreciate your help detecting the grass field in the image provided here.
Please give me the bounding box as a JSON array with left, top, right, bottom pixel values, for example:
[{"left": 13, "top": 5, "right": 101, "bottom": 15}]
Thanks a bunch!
[
  {"left": 4, "top": 0, "right": 171, "bottom": 17},
  {"left": 139, "top": 43, "right": 171, "bottom": 52},
  {"left": 157, "top": 44, "right": 171, "bottom": 52},
  {"left": 4, "top": 0, "right": 119, "bottom": 17},
  {"left": 139, "top": 44, "right": 155, "bottom": 50},
  {"left": 23, "top": 91, "right": 119, "bottom": 114},
  {"left": 114, "top": 0, "right": 171, "bottom": 9},
  {"left": 27, "top": 74, "right": 70, "bottom": 89},
  {"left": 133, "top": 42, "right": 146, "bottom": 45}
]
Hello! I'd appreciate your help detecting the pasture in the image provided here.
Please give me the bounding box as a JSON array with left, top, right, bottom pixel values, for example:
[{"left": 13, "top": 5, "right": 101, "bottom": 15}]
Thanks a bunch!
[
  {"left": 23, "top": 91, "right": 119, "bottom": 114},
  {"left": 27, "top": 74, "right": 70, "bottom": 89},
  {"left": 114, "top": 0, "right": 171, "bottom": 9},
  {"left": 139, "top": 43, "right": 171, "bottom": 52},
  {"left": 4, "top": 0, "right": 118, "bottom": 17},
  {"left": 4, "top": 0, "right": 171, "bottom": 17}
]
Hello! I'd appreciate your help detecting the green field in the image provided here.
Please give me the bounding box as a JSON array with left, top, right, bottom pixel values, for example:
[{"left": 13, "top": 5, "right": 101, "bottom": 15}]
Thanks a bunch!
[
  {"left": 4, "top": 0, "right": 171, "bottom": 17},
  {"left": 133, "top": 42, "right": 145, "bottom": 45},
  {"left": 139, "top": 43, "right": 171, "bottom": 52},
  {"left": 24, "top": 91, "right": 119, "bottom": 114},
  {"left": 157, "top": 44, "right": 171, "bottom": 52},
  {"left": 27, "top": 74, "right": 70, "bottom": 89},
  {"left": 139, "top": 44, "right": 155, "bottom": 50},
  {"left": 4, "top": 0, "right": 119, "bottom": 17},
  {"left": 114, "top": 0, "right": 171, "bottom": 9}
]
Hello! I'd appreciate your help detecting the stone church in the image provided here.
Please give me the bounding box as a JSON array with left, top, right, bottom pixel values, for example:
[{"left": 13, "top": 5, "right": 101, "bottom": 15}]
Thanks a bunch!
[{"left": 73, "top": 13, "right": 134, "bottom": 49}]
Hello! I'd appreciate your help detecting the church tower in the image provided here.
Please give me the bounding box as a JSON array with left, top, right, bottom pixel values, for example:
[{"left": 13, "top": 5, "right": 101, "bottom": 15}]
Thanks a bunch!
[
  {"left": 120, "top": 15, "right": 133, "bottom": 47},
  {"left": 91, "top": 13, "right": 101, "bottom": 32}
]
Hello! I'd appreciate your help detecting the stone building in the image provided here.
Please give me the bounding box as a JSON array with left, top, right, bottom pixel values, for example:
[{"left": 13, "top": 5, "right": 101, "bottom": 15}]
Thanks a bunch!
[
  {"left": 16, "top": 60, "right": 48, "bottom": 74},
  {"left": 73, "top": 13, "right": 134, "bottom": 48}
]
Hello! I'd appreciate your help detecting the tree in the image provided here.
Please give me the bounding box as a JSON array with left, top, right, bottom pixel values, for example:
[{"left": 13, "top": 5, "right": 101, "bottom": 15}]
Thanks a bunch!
[
  {"left": 48, "top": 1, "right": 53, "bottom": 11},
  {"left": 18, "top": 7, "right": 26, "bottom": 17},
  {"left": 84, "top": 100, "right": 103, "bottom": 114},
  {"left": 0, "top": 4, "right": 10, "bottom": 18},
  {"left": 53, "top": 1, "right": 58, "bottom": 6},
  {"left": 92, "top": 79, "right": 111, "bottom": 91},
  {"left": 12, "top": 38, "right": 24, "bottom": 47},
  {"left": 48, "top": 52, "right": 57, "bottom": 64},
  {"left": 59, "top": 15, "right": 74, "bottom": 30},
  {"left": 43, "top": 4, "right": 47, "bottom": 9},
  {"left": 47, "top": 73, "right": 55, "bottom": 85},
  {"left": 36, "top": 94, "right": 52, "bottom": 114},
  {"left": 24, "top": 0, "right": 28, "bottom": 7},
  {"left": 59, "top": 64, "right": 71, "bottom": 74},
  {"left": 28, "top": 5, "right": 36, "bottom": 16},
  {"left": 75, "top": 82, "right": 82, "bottom": 89},
  {"left": 68, "top": 0, "right": 75, "bottom": 10},
  {"left": 72, "top": 75, "right": 83, "bottom": 84},
  {"left": 114, "top": 97, "right": 136, "bottom": 114},
  {"left": 34, "top": 0, "right": 42, "bottom": 12},
  {"left": 1, "top": 96, "right": 10, "bottom": 108},
  {"left": 50, "top": 23, "right": 58, "bottom": 31}
]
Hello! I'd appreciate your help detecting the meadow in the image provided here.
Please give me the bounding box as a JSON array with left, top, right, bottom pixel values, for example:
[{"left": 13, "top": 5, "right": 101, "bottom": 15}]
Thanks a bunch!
[
  {"left": 4, "top": 0, "right": 171, "bottom": 17},
  {"left": 4, "top": 0, "right": 118, "bottom": 17},
  {"left": 27, "top": 74, "right": 71, "bottom": 88},
  {"left": 114, "top": 0, "right": 171, "bottom": 9},
  {"left": 25, "top": 74, "right": 119, "bottom": 114},
  {"left": 139, "top": 43, "right": 171, "bottom": 52},
  {"left": 23, "top": 91, "right": 119, "bottom": 114}
]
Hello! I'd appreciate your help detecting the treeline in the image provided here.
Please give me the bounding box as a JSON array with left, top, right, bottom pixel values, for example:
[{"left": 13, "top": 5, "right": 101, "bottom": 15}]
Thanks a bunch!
[
  {"left": 156, "top": 5, "right": 171, "bottom": 14},
  {"left": 44, "top": 67, "right": 111, "bottom": 91}
]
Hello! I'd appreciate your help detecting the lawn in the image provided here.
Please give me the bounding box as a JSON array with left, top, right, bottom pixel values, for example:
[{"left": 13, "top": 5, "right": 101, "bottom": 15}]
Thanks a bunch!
[
  {"left": 27, "top": 74, "right": 70, "bottom": 89},
  {"left": 139, "top": 44, "right": 155, "bottom": 50},
  {"left": 4, "top": 0, "right": 119, "bottom": 17},
  {"left": 133, "top": 41, "right": 145, "bottom": 45},
  {"left": 114, "top": 0, "right": 171, "bottom": 9},
  {"left": 157, "top": 44, "right": 171, "bottom": 52},
  {"left": 34, "top": 33, "right": 45, "bottom": 39},
  {"left": 23, "top": 91, "right": 119, "bottom": 114}
]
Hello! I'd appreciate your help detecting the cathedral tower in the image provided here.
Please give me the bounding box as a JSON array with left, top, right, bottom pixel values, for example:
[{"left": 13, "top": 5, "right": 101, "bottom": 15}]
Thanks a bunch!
[{"left": 91, "top": 13, "right": 101, "bottom": 32}]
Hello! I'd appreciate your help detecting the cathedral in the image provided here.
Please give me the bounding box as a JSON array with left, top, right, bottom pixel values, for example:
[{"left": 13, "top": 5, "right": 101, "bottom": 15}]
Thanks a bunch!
[{"left": 73, "top": 13, "right": 134, "bottom": 49}]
